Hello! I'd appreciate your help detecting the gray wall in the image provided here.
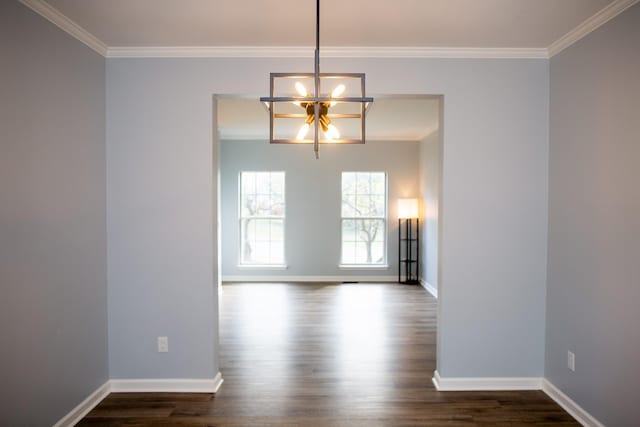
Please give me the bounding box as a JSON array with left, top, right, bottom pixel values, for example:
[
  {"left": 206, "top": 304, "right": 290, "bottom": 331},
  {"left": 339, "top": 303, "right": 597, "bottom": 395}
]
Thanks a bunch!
[
  {"left": 107, "top": 55, "right": 548, "bottom": 379},
  {"left": 546, "top": 4, "right": 640, "bottom": 425},
  {"left": 220, "top": 140, "right": 420, "bottom": 279},
  {"left": 419, "top": 130, "right": 441, "bottom": 292},
  {"left": 106, "top": 61, "right": 219, "bottom": 379},
  {"left": 0, "top": 2, "right": 107, "bottom": 426}
]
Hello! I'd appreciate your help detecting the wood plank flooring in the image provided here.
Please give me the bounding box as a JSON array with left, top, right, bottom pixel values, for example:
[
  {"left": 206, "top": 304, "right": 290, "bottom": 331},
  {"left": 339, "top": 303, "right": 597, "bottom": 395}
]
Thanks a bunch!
[{"left": 79, "top": 283, "right": 578, "bottom": 426}]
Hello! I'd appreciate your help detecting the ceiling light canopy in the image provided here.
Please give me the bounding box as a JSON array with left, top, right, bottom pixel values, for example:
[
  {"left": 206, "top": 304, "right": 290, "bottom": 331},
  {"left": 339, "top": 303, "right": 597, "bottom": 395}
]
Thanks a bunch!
[{"left": 260, "top": 0, "right": 373, "bottom": 159}]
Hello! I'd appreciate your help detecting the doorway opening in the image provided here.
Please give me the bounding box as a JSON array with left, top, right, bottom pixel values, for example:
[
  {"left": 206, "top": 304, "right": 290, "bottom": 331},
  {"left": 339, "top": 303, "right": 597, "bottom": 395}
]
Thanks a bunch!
[{"left": 213, "top": 93, "right": 444, "bottom": 389}]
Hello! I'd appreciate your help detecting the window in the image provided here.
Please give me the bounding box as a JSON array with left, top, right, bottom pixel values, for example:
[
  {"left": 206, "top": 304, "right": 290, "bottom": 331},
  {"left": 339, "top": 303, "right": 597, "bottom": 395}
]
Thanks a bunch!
[
  {"left": 240, "top": 172, "right": 285, "bottom": 265},
  {"left": 341, "top": 172, "right": 387, "bottom": 265}
]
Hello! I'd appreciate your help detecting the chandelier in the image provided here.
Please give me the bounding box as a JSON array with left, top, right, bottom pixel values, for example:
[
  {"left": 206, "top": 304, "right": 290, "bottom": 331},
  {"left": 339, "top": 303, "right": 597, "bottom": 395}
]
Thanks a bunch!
[{"left": 260, "top": 0, "right": 373, "bottom": 159}]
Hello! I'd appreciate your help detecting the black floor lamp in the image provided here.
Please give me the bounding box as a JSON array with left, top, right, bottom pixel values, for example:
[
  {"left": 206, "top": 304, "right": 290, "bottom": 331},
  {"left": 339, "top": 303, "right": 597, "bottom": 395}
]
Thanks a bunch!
[{"left": 398, "top": 198, "right": 419, "bottom": 284}]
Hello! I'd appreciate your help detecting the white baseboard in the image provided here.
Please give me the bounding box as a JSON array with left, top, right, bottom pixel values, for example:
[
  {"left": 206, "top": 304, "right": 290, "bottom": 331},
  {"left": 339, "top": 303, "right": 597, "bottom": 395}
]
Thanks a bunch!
[
  {"left": 432, "top": 370, "right": 542, "bottom": 391},
  {"left": 222, "top": 275, "right": 397, "bottom": 283},
  {"left": 432, "top": 371, "right": 604, "bottom": 426},
  {"left": 110, "top": 372, "right": 224, "bottom": 393},
  {"left": 54, "top": 373, "right": 224, "bottom": 425},
  {"left": 53, "top": 381, "right": 110, "bottom": 427},
  {"left": 542, "top": 379, "right": 605, "bottom": 427},
  {"left": 52, "top": 373, "right": 602, "bottom": 426},
  {"left": 419, "top": 278, "right": 438, "bottom": 298}
]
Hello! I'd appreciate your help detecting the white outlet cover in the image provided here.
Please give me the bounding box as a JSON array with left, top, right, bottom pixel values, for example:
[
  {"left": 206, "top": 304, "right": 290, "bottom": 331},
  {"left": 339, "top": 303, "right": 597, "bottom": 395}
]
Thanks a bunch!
[
  {"left": 157, "top": 336, "right": 169, "bottom": 353},
  {"left": 567, "top": 351, "right": 575, "bottom": 371}
]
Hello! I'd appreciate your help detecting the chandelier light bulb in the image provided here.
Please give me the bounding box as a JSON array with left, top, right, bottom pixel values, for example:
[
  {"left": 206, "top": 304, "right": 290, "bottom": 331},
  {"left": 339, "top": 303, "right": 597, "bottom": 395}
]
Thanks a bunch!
[
  {"left": 331, "top": 84, "right": 346, "bottom": 98},
  {"left": 296, "top": 123, "right": 310, "bottom": 141},
  {"left": 327, "top": 124, "right": 340, "bottom": 140},
  {"left": 330, "top": 84, "right": 346, "bottom": 106},
  {"left": 295, "top": 82, "right": 308, "bottom": 97}
]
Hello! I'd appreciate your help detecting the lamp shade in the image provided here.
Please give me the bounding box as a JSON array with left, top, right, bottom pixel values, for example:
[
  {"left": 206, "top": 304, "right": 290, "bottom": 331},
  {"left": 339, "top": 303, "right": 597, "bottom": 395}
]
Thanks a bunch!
[{"left": 398, "top": 198, "right": 419, "bottom": 219}]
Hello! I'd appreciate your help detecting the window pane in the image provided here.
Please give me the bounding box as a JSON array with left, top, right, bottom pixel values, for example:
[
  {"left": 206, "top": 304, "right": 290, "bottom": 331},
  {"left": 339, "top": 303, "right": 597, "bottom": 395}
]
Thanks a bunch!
[
  {"left": 240, "top": 218, "right": 254, "bottom": 263},
  {"left": 253, "top": 242, "right": 270, "bottom": 263},
  {"left": 256, "top": 172, "right": 270, "bottom": 193},
  {"left": 270, "top": 241, "right": 284, "bottom": 264},
  {"left": 355, "top": 194, "right": 374, "bottom": 217},
  {"left": 254, "top": 219, "right": 270, "bottom": 240},
  {"left": 355, "top": 242, "right": 368, "bottom": 263},
  {"left": 342, "top": 241, "right": 356, "bottom": 264},
  {"left": 371, "top": 173, "right": 385, "bottom": 194},
  {"left": 271, "top": 219, "right": 284, "bottom": 241},
  {"left": 342, "top": 219, "right": 356, "bottom": 242},
  {"left": 371, "top": 242, "right": 384, "bottom": 264},
  {"left": 241, "top": 194, "right": 253, "bottom": 217},
  {"left": 242, "top": 172, "right": 255, "bottom": 194},
  {"left": 342, "top": 195, "right": 356, "bottom": 217},
  {"left": 271, "top": 173, "right": 285, "bottom": 197},
  {"left": 356, "top": 172, "right": 371, "bottom": 194},
  {"left": 373, "top": 195, "right": 385, "bottom": 216},
  {"left": 342, "top": 172, "right": 356, "bottom": 194},
  {"left": 254, "top": 195, "right": 268, "bottom": 216},
  {"left": 352, "top": 219, "right": 386, "bottom": 264}
]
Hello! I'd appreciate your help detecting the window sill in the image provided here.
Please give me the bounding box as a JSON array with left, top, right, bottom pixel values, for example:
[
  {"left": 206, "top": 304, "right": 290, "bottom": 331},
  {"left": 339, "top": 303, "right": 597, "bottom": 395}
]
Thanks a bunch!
[
  {"left": 339, "top": 264, "right": 389, "bottom": 270},
  {"left": 237, "top": 264, "right": 288, "bottom": 270}
]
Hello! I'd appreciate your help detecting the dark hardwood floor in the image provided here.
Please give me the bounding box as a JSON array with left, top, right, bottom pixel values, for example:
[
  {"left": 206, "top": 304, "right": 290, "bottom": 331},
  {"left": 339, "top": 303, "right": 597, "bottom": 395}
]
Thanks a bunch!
[{"left": 79, "top": 283, "right": 578, "bottom": 426}]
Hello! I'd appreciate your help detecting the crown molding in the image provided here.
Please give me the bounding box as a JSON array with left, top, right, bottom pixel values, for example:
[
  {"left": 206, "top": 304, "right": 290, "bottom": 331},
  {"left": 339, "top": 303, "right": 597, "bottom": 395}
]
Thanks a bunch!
[
  {"left": 105, "top": 46, "right": 548, "bottom": 59},
  {"left": 19, "top": 0, "right": 108, "bottom": 56},
  {"left": 548, "top": 0, "right": 640, "bottom": 57},
  {"left": 322, "top": 47, "right": 548, "bottom": 59},
  {"left": 106, "top": 46, "right": 313, "bottom": 59}
]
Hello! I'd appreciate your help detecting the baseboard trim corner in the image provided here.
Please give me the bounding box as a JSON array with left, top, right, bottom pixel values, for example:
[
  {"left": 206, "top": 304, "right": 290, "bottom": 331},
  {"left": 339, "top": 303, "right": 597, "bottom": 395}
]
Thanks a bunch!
[
  {"left": 53, "top": 381, "right": 110, "bottom": 427},
  {"left": 110, "top": 373, "right": 224, "bottom": 393},
  {"left": 542, "top": 379, "right": 605, "bottom": 427},
  {"left": 212, "top": 371, "right": 224, "bottom": 392},
  {"left": 54, "top": 373, "right": 224, "bottom": 425},
  {"left": 432, "top": 370, "right": 542, "bottom": 391},
  {"left": 432, "top": 370, "right": 443, "bottom": 390},
  {"left": 419, "top": 278, "right": 438, "bottom": 298}
]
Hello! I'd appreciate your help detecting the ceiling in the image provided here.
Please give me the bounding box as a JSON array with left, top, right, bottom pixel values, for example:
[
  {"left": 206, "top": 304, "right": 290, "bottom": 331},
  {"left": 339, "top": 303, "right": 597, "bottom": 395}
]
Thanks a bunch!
[
  {"left": 39, "top": 0, "right": 617, "bottom": 50},
  {"left": 218, "top": 97, "right": 440, "bottom": 142}
]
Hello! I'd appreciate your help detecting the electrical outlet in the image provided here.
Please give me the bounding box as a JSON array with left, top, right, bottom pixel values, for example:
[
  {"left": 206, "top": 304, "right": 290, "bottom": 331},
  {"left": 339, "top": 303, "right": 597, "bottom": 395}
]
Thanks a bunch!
[
  {"left": 567, "top": 351, "right": 575, "bottom": 372},
  {"left": 157, "top": 336, "right": 169, "bottom": 353}
]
